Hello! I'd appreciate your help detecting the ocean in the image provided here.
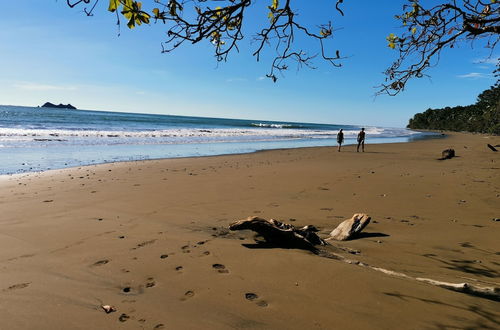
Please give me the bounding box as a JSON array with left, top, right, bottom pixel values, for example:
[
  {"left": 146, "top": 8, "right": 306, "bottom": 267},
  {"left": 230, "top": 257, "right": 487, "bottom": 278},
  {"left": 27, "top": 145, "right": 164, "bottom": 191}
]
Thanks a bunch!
[{"left": 0, "top": 105, "right": 441, "bottom": 175}]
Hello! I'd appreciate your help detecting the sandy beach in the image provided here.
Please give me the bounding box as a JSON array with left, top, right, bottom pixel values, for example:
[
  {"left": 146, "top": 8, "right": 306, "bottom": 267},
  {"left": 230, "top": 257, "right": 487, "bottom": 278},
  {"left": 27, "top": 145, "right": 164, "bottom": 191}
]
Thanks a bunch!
[{"left": 0, "top": 132, "right": 499, "bottom": 329}]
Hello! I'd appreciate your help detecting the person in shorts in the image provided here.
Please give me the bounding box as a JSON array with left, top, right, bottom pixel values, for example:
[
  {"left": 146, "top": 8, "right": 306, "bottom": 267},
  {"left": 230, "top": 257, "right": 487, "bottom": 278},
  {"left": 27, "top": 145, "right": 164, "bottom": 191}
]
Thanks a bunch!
[
  {"left": 357, "top": 128, "right": 365, "bottom": 152},
  {"left": 337, "top": 129, "right": 344, "bottom": 152}
]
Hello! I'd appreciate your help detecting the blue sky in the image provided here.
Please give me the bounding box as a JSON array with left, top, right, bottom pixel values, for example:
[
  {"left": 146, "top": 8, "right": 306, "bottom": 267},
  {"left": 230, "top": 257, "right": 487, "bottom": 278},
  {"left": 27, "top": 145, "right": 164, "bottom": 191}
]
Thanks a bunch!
[{"left": 0, "top": 1, "right": 497, "bottom": 127}]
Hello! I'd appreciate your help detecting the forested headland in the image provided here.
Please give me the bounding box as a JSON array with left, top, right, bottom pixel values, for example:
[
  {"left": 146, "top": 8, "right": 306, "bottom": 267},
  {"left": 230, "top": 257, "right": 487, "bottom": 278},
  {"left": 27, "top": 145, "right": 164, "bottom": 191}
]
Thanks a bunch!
[{"left": 407, "top": 85, "right": 500, "bottom": 135}]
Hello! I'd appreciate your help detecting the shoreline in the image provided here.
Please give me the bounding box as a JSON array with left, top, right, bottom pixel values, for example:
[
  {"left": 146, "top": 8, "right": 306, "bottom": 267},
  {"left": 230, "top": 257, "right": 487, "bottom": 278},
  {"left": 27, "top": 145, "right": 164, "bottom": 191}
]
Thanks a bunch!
[
  {"left": 0, "top": 131, "right": 498, "bottom": 329},
  {"left": 0, "top": 132, "right": 444, "bottom": 177}
]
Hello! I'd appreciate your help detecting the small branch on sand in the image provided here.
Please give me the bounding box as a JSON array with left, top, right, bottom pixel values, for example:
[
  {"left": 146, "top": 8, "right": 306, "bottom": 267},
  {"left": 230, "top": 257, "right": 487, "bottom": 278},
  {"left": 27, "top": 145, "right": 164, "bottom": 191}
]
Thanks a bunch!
[
  {"left": 318, "top": 248, "right": 500, "bottom": 302},
  {"left": 487, "top": 144, "right": 498, "bottom": 152}
]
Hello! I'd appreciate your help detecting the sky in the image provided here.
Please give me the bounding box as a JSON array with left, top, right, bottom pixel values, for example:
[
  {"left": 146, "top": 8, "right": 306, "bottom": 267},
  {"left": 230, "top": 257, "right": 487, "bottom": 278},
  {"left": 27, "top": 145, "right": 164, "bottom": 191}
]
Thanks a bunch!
[{"left": 0, "top": 0, "right": 497, "bottom": 127}]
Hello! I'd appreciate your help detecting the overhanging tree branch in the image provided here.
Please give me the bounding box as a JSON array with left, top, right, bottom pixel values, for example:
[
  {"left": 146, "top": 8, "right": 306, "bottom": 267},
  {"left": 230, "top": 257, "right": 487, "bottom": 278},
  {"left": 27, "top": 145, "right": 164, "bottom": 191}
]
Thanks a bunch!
[{"left": 379, "top": 0, "right": 499, "bottom": 96}]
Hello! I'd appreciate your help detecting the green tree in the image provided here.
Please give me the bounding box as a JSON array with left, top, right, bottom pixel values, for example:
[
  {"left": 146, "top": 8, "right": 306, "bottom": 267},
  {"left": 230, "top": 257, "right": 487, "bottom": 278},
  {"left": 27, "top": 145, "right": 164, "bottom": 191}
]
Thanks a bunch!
[
  {"left": 66, "top": 0, "right": 499, "bottom": 94},
  {"left": 407, "top": 85, "right": 500, "bottom": 134}
]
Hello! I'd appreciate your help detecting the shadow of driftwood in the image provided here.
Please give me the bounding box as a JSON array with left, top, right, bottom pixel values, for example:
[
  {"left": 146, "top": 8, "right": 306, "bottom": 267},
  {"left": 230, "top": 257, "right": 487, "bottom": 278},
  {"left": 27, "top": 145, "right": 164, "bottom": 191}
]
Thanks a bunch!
[
  {"left": 241, "top": 240, "right": 318, "bottom": 252},
  {"left": 383, "top": 292, "right": 499, "bottom": 328},
  {"left": 350, "top": 232, "right": 390, "bottom": 239},
  {"left": 460, "top": 241, "right": 497, "bottom": 255},
  {"left": 423, "top": 254, "right": 499, "bottom": 278}
]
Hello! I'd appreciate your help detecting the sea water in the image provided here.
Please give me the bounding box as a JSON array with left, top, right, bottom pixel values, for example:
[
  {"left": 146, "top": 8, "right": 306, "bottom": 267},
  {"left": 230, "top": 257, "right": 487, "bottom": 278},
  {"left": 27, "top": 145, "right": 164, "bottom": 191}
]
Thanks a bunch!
[{"left": 0, "top": 105, "right": 441, "bottom": 175}]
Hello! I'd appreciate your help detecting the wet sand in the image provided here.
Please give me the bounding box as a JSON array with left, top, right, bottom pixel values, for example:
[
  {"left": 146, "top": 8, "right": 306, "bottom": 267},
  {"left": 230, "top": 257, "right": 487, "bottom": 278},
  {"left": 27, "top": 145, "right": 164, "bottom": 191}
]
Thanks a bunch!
[{"left": 0, "top": 132, "right": 499, "bottom": 329}]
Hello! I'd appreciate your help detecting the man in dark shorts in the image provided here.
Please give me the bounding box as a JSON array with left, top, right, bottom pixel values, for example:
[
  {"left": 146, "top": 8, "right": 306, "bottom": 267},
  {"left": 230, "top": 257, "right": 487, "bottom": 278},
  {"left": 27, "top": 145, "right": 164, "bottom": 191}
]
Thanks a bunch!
[
  {"left": 357, "top": 128, "right": 365, "bottom": 152},
  {"left": 336, "top": 129, "right": 344, "bottom": 152}
]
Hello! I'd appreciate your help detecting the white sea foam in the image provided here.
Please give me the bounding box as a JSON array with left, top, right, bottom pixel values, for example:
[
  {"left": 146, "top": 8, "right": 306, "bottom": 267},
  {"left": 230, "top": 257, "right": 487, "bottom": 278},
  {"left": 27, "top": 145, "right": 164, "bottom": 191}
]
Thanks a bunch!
[
  {"left": 0, "top": 126, "right": 419, "bottom": 148},
  {"left": 251, "top": 123, "right": 300, "bottom": 128}
]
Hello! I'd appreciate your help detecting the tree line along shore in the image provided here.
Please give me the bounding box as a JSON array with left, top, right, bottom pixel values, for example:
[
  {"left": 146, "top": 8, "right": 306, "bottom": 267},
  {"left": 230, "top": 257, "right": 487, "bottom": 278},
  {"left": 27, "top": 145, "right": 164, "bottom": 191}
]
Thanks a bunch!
[{"left": 407, "top": 85, "right": 499, "bottom": 135}]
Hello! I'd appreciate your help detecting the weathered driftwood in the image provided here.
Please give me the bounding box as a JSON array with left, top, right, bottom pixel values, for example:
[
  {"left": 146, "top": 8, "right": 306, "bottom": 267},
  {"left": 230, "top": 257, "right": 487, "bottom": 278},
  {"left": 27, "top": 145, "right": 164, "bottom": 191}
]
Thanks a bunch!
[
  {"left": 440, "top": 148, "right": 456, "bottom": 160},
  {"left": 229, "top": 216, "right": 327, "bottom": 249},
  {"left": 229, "top": 215, "right": 499, "bottom": 301},
  {"left": 326, "top": 213, "right": 371, "bottom": 241},
  {"left": 487, "top": 144, "right": 498, "bottom": 152}
]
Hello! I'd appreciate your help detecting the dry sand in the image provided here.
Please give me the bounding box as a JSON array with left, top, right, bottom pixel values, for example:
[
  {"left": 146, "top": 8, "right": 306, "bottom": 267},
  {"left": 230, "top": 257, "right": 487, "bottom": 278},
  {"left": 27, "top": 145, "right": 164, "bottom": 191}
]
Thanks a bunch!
[{"left": 0, "top": 132, "right": 499, "bottom": 329}]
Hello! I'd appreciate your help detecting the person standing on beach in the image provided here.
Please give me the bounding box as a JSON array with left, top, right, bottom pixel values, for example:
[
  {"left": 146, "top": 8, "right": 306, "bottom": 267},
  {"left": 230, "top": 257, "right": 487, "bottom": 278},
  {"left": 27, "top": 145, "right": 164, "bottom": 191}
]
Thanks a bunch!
[
  {"left": 357, "top": 128, "right": 365, "bottom": 152},
  {"left": 336, "top": 129, "right": 344, "bottom": 152}
]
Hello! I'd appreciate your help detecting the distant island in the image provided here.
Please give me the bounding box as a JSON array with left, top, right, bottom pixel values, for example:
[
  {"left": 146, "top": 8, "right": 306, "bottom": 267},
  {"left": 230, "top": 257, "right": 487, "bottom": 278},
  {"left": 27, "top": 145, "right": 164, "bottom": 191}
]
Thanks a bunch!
[
  {"left": 407, "top": 85, "right": 499, "bottom": 135},
  {"left": 40, "top": 102, "right": 77, "bottom": 110}
]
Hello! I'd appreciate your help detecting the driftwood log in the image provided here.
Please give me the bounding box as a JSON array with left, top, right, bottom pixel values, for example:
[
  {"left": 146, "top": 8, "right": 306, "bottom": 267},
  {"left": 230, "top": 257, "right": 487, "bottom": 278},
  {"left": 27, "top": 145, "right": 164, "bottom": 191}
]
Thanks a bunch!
[
  {"left": 229, "top": 216, "right": 327, "bottom": 250},
  {"left": 228, "top": 215, "right": 500, "bottom": 301},
  {"left": 487, "top": 144, "right": 498, "bottom": 152},
  {"left": 326, "top": 213, "right": 371, "bottom": 241},
  {"left": 440, "top": 149, "right": 455, "bottom": 160}
]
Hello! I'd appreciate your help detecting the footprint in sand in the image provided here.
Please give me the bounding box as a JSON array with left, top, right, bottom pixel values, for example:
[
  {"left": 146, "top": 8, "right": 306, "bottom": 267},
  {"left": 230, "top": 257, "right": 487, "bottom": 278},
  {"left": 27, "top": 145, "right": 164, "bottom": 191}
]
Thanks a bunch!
[
  {"left": 212, "top": 264, "right": 229, "bottom": 274},
  {"left": 91, "top": 259, "right": 110, "bottom": 267},
  {"left": 256, "top": 300, "right": 269, "bottom": 307},
  {"left": 160, "top": 254, "right": 169, "bottom": 259},
  {"left": 154, "top": 324, "right": 165, "bottom": 329},
  {"left": 132, "top": 239, "right": 157, "bottom": 250},
  {"left": 245, "top": 293, "right": 258, "bottom": 301},
  {"left": 175, "top": 266, "right": 183, "bottom": 271},
  {"left": 118, "top": 314, "right": 130, "bottom": 322},
  {"left": 122, "top": 287, "right": 132, "bottom": 294},
  {"left": 5, "top": 283, "right": 30, "bottom": 291},
  {"left": 245, "top": 293, "right": 268, "bottom": 307},
  {"left": 181, "top": 245, "right": 191, "bottom": 253},
  {"left": 201, "top": 251, "right": 210, "bottom": 256},
  {"left": 146, "top": 278, "right": 156, "bottom": 288},
  {"left": 183, "top": 291, "right": 195, "bottom": 299},
  {"left": 121, "top": 285, "right": 144, "bottom": 295}
]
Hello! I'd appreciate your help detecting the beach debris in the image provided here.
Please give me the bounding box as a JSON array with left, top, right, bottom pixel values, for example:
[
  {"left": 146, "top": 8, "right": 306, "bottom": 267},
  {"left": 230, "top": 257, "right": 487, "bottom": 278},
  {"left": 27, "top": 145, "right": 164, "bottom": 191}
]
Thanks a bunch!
[
  {"left": 101, "top": 305, "right": 116, "bottom": 314},
  {"left": 326, "top": 213, "right": 371, "bottom": 241},
  {"left": 229, "top": 216, "right": 327, "bottom": 249},
  {"left": 487, "top": 144, "right": 498, "bottom": 152},
  {"left": 440, "top": 149, "right": 456, "bottom": 160}
]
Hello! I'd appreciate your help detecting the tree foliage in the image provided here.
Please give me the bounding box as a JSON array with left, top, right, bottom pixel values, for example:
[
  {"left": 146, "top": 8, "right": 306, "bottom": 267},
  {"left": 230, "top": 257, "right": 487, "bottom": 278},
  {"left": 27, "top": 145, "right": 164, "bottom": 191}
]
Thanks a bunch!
[
  {"left": 381, "top": 0, "right": 500, "bottom": 95},
  {"left": 407, "top": 85, "right": 500, "bottom": 134},
  {"left": 66, "top": 0, "right": 499, "bottom": 94}
]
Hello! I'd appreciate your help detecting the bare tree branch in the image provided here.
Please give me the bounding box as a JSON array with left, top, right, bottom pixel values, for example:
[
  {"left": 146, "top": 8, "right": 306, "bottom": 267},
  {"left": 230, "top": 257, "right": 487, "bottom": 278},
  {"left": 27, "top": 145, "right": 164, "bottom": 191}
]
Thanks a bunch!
[{"left": 378, "top": 0, "right": 499, "bottom": 96}]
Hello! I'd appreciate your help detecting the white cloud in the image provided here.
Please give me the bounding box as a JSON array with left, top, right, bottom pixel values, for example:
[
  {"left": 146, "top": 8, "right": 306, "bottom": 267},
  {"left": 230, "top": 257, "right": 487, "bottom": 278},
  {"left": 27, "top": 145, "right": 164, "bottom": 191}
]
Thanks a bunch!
[
  {"left": 456, "top": 72, "right": 492, "bottom": 79},
  {"left": 226, "top": 77, "right": 248, "bottom": 83},
  {"left": 472, "top": 57, "right": 499, "bottom": 65},
  {"left": 13, "top": 82, "right": 77, "bottom": 91}
]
